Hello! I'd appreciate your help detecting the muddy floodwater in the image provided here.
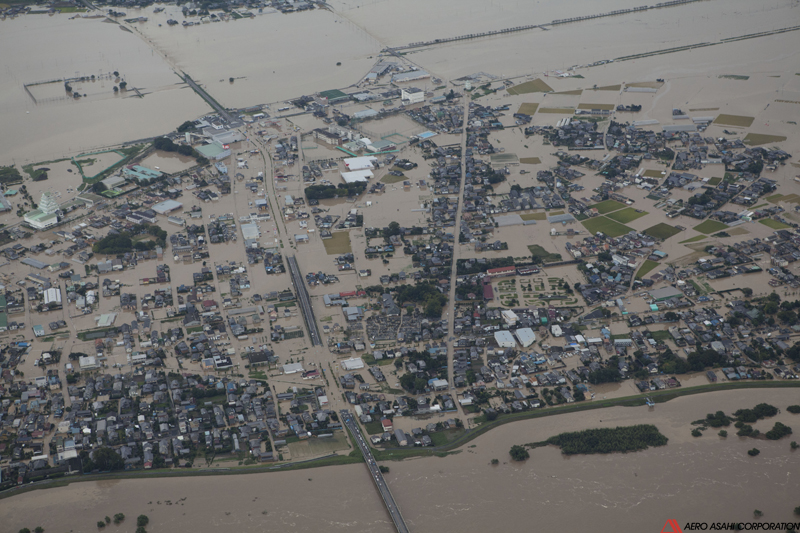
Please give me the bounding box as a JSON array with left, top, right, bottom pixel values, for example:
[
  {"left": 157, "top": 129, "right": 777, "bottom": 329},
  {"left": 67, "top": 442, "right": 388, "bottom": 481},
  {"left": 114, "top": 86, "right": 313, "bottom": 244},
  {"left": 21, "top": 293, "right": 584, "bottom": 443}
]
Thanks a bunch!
[{"left": 5, "top": 389, "right": 799, "bottom": 533}]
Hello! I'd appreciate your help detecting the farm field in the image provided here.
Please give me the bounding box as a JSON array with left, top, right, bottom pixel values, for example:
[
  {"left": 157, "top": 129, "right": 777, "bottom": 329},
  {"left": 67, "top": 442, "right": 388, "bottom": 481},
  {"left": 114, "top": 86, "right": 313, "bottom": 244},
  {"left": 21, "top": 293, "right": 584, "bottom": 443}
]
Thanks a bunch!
[
  {"left": 606, "top": 207, "right": 648, "bottom": 224},
  {"left": 693, "top": 220, "right": 730, "bottom": 234},
  {"left": 590, "top": 199, "right": 626, "bottom": 214},
  {"left": 644, "top": 223, "right": 682, "bottom": 240},
  {"left": 636, "top": 260, "right": 660, "bottom": 279},
  {"left": 322, "top": 232, "right": 352, "bottom": 254},
  {"left": 581, "top": 217, "right": 634, "bottom": 238},
  {"left": 713, "top": 114, "right": 755, "bottom": 127},
  {"left": 507, "top": 78, "right": 553, "bottom": 95}
]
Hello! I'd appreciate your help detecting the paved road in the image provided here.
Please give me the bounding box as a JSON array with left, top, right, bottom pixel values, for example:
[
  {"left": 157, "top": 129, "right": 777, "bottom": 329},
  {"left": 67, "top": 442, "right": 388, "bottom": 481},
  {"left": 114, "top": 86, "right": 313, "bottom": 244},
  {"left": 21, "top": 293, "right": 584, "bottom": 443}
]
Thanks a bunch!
[
  {"left": 286, "top": 255, "right": 322, "bottom": 346},
  {"left": 341, "top": 411, "right": 410, "bottom": 533},
  {"left": 181, "top": 72, "right": 236, "bottom": 124}
]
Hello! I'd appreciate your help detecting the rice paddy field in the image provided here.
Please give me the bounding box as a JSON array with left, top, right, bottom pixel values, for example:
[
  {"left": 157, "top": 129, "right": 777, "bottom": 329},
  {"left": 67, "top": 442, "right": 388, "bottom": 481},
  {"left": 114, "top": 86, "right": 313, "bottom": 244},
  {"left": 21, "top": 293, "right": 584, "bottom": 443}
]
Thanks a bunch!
[
  {"left": 693, "top": 220, "right": 730, "bottom": 234},
  {"left": 590, "top": 199, "right": 626, "bottom": 214},
  {"left": 577, "top": 103, "right": 616, "bottom": 110},
  {"left": 707, "top": 177, "right": 723, "bottom": 185},
  {"left": 743, "top": 133, "right": 788, "bottom": 145},
  {"left": 644, "top": 223, "right": 682, "bottom": 240},
  {"left": 581, "top": 216, "right": 634, "bottom": 238},
  {"left": 519, "top": 157, "right": 542, "bottom": 165},
  {"left": 606, "top": 207, "right": 648, "bottom": 224},
  {"left": 517, "top": 103, "right": 539, "bottom": 115},
  {"left": 592, "top": 85, "right": 621, "bottom": 91},
  {"left": 538, "top": 108, "right": 574, "bottom": 114},
  {"left": 636, "top": 259, "right": 660, "bottom": 279},
  {"left": 713, "top": 114, "right": 755, "bottom": 127},
  {"left": 507, "top": 78, "right": 553, "bottom": 95},
  {"left": 758, "top": 218, "right": 792, "bottom": 230},
  {"left": 642, "top": 169, "right": 665, "bottom": 178},
  {"left": 679, "top": 235, "right": 707, "bottom": 244},
  {"left": 322, "top": 232, "right": 352, "bottom": 254}
]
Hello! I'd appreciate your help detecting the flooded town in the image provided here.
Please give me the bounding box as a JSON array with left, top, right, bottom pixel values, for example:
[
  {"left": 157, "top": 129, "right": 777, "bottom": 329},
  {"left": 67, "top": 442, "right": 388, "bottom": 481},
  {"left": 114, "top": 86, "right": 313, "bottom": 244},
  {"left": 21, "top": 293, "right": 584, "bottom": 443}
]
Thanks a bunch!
[{"left": 1, "top": 0, "right": 800, "bottom": 532}]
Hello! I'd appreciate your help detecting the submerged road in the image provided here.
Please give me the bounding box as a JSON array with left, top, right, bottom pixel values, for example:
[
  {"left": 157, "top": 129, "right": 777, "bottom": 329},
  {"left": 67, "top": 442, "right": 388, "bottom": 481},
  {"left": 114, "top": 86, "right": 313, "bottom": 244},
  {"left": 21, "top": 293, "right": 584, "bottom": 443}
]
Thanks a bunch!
[
  {"left": 341, "top": 411, "right": 409, "bottom": 533},
  {"left": 286, "top": 255, "right": 322, "bottom": 346}
]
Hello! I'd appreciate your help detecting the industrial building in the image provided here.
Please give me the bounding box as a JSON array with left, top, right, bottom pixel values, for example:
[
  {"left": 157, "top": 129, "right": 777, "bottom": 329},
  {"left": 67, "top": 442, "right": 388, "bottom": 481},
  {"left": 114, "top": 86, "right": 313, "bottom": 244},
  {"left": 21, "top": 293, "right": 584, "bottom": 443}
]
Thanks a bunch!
[
  {"left": 340, "top": 169, "right": 374, "bottom": 183},
  {"left": 501, "top": 310, "right": 518, "bottom": 326},
  {"left": 401, "top": 87, "right": 425, "bottom": 105},
  {"left": 342, "top": 156, "right": 378, "bottom": 171},
  {"left": 341, "top": 357, "right": 365, "bottom": 371},
  {"left": 152, "top": 199, "right": 183, "bottom": 215},
  {"left": 494, "top": 330, "right": 516, "bottom": 348},
  {"left": 515, "top": 328, "right": 536, "bottom": 348}
]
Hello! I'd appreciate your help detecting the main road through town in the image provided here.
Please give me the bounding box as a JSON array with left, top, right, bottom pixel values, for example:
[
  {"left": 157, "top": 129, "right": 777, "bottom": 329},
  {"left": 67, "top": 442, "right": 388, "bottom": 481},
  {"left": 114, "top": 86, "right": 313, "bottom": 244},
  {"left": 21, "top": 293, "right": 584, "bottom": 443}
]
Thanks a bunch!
[
  {"left": 287, "top": 255, "right": 322, "bottom": 346},
  {"left": 341, "top": 410, "right": 410, "bottom": 533}
]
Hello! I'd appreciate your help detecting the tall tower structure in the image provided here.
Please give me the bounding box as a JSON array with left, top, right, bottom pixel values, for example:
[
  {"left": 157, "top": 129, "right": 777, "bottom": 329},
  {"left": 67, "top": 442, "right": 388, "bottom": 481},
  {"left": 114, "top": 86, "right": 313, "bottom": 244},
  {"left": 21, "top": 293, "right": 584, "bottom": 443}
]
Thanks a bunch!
[{"left": 39, "top": 191, "right": 59, "bottom": 215}]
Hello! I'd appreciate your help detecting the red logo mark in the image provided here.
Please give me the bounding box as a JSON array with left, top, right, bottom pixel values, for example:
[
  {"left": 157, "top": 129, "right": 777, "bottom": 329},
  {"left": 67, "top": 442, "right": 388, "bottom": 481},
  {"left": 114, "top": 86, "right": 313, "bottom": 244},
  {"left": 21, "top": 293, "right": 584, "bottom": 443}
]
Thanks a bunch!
[{"left": 661, "top": 520, "right": 683, "bottom": 533}]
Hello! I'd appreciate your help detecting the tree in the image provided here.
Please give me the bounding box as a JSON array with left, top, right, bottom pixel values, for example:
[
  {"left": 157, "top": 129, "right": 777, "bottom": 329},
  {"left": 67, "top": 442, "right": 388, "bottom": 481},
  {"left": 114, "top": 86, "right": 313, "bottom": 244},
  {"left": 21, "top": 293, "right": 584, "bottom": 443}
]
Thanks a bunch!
[
  {"left": 664, "top": 311, "right": 679, "bottom": 322},
  {"left": 177, "top": 120, "right": 195, "bottom": 133},
  {"left": 719, "top": 430, "right": 728, "bottom": 438},
  {"left": 113, "top": 86, "right": 118, "bottom": 93},
  {"left": 229, "top": 77, "right": 234, "bottom": 83},
  {"left": 97, "top": 522, "right": 106, "bottom": 529},
  {"left": 34, "top": 529, "right": 44, "bottom": 533},
  {"left": 136, "top": 516, "right": 149, "bottom": 528},
  {"left": 113, "top": 71, "right": 119, "bottom": 77},
  {"left": 86, "top": 447, "right": 124, "bottom": 472},
  {"left": 491, "top": 458, "right": 499, "bottom": 465},
  {"left": 509, "top": 445, "right": 529, "bottom": 461},
  {"left": 484, "top": 409, "right": 498, "bottom": 421},
  {"left": 119, "top": 81, "right": 127, "bottom": 90},
  {"left": 691, "top": 428, "right": 702, "bottom": 437},
  {"left": 379, "top": 465, "right": 389, "bottom": 473},
  {"left": 19, "top": 529, "right": 31, "bottom": 533},
  {"left": 747, "top": 448, "right": 760, "bottom": 456},
  {"left": 742, "top": 287, "right": 753, "bottom": 297}
]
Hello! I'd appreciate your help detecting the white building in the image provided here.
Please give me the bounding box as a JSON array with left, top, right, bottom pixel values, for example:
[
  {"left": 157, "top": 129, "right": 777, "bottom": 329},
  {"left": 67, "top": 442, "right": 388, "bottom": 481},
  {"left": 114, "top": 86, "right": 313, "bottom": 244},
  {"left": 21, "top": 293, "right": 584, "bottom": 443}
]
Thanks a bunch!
[
  {"left": 551, "top": 324, "right": 563, "bottom": 337},
  {"left": 341, "top": 357, "right": 365, "bottom": 371},
  {"left": 401, "top": 87, "right": 425, "bottom": 105},
  {"left": 501, "top": 309, "right": 518, "bottom": 327},
  {"left": 282, "top": 363, "right": 304, "bottom": 374},
  {"left": 342, "top": 156, "right": 378, "bottom": 171},
  {"left": 515, "top": 328, "right": 536, "bottom": 348},
  {"left": 43, "top": 287, "right": 62, "bottom": 307},
  {"left": 24, "top": 192, "right": 60, "bottom": 230},
  {"left": 494, "top": 330, "right": 517, "bottom": 348},
  {"left": 340, "top": 169, "right": 373, "bottom": 183}
]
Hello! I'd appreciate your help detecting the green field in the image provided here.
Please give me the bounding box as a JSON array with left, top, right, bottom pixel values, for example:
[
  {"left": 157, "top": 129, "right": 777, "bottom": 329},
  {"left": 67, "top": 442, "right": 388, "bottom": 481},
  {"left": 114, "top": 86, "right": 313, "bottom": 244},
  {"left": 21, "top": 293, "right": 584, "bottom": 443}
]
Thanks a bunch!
[
  {"left": 322, "top": 232, "right": 352, "bottom": 255},
  {"left": 693, "top": 220, "right": 730, "bottom": 234},
  {"left": 581, "top": 217, "right": 634, "bottom": 238},
  {"left": 592, "top": 85, "right": 622, "bottom": 91},
  {"left": 758, "top": 218, "right": 792, "bottom": 230},
  {"left": 718, "top": 74, "right": 750, "bottom": 80},
  {"left": 517, "top": 103, "right": 539, "bottom": 115},
  {"left": 606, "top": 207, "right": 648, "bottom": 224},
  {"left": 507, "top": 78, "right": 553, "bottom": 95},
  {"left": 707, "top": 177, "right": 722, "bottom": 186},
  {"left": 554, "top": 89, "right": 583, "bottom": 95},
  {"left": 644, "top": 223, "right": 682, "bottom": 240},
  {"left": 590, "top": 199, "right": 626, "bottom": 214},
  {"left": 713, "top": 114, "right": 755, "bottom": 128},
  {"left": 636, "top": 260, "right": 660, "bottom": 279},
  {"left": 743, "top": 133, "right": 787, "bottom": 146},
  {"left": 577, "top": 103, "right": 616, "bottom": 111},
  {"left": 679, "top": 235, "right": 707, "bottom": 244},
  {"left": 519, "top": 157, "right": 541, "bottom": 165},
  {"left": 528, "top": 245, "right": 562, "bottom": 263},
  {"left": 521, "top": 212, "right": 547, "bottom": 221}
]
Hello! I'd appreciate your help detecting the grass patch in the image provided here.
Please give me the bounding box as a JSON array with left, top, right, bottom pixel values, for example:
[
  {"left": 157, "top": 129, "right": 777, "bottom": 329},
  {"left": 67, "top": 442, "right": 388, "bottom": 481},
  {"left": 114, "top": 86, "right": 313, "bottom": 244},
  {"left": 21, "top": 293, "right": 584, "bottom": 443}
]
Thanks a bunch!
[
  {"left": 758, "top": 218, "right": 792, "bottom": 230},
  {"left": 538, "top": 107, "right": 574, "bottom": 114},
  {"left": 713, "top": 114, "right": 754, "bottom": 128},
  {"left": 322, "top": 232, "right": 351, "bottom": 255},
  {"left": 650, "top": 330, "right": 671, "bottom": 341},
  {"left": 520, "top": 212, "right": 546, "bottom": 221},
  {"left": 718, "top": 74, "right": 749, "bottom": 80},
  {"left": 636, "top": 259, "right": 660, "bottom": 279},
  {"left": 679, "top": 235, "right": 707, "bottom": 244},
  {"left": 517, "top": 103, "right": 539, "bottom": 115},
  {"left": 380, "top": 174, "right": 406, "bottom": 184},
  {"left": 528, "top": 244, "right": 562, "bottom": 263},
  {"left": 693, "top": 220, "right": 729, "bottom": 234},
  {"left": 766, "top": 193, "right": 784, "bottom": 203},
  {"left": 590, "top": 199, "right": 626, "bottom": 214},
  {"left": 743, "top": 133, "right": 787, "bottom": 146},
  {"left": 592, "top": 85, "right": 621, "bottom": 91},
  {"left": 0, "top": 166, "right": 23, "bottom": 185},
  {"left": 519, "top": 157, "right": 541, "bottom": 165},
  {"left": 606, "top": 207, "right": 648, "bottom": 224},
  {"left": 707, "top": 177, "right": 722, "bottom": 185},
  {"left": 642, "top": 169, "right": 664, "bottom": 178},
  {"left": 577, "top": 103, "right": 616, "bottom": 111},
  {"left": 581, "top": 217, "right": 634, "bottom": 238},
  {"left": 554, "top": 89, "right": 583, "bottom": 95},
  {"left": 507, "top": 78, "right": 553, "bottom": 95},
  {"left": 644, "top": 223, "right": 682, "bottom": 240},
  {"left": 689, "top": 108, "right": 719, "bottom": 112}
]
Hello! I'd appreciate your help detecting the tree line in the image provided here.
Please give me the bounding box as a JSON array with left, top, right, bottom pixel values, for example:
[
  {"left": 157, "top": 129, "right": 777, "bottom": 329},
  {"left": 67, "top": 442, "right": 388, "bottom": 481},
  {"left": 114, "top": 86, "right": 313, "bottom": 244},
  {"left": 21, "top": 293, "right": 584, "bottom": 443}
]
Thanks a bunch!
[{"left": 527, "top": 424, "right": 668, "bottom": 455}]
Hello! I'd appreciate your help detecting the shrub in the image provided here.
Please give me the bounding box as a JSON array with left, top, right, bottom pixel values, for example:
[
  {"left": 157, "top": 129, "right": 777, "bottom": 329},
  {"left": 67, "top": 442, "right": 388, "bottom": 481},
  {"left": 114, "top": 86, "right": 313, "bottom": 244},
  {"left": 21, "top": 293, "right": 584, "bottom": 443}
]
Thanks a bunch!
[
  {"left": 719, "top": 430, "right": 728, "bottom": 438},
  {"left": 765, "top": 422, "right": 792, "bottom": 440},
  {"left": 378, "top": 465, "right": 389, "bottom": 474},
  {"left": 787, "top": 405, "right": 800, "bottom": 414},
  {"left": 691, "top": 429, "right": 702, "bottom": 437},
  {"left": 113, "top": 514, "right": 125, "bottom": 525},
  {"left": 509, "top": 445, "right": 529, "bottom": 461},
  {"left": 136, "top": 516, "right": 149, "bottom": 528},
  {"left": 491, "top": 458, "right": 499, "bottom": 465},
  {"left": 97, "top": 522, "right": 106, "bottom": 529},
  {"left": 747, "top": 448, "right": 760, "bottom": 457}
]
